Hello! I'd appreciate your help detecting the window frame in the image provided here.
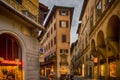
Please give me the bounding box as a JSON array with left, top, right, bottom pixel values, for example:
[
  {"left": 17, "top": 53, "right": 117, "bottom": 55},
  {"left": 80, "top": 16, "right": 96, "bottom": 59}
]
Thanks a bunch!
[
  {"left": 51, "top": 27, "right": 53, "bottom": 35},
  {"left": 60, "top": 20, "right": 68, "bottom": 28},
  {"left": 96, "top": 0, "right": 102, "bottom": 18},
  {"left": 54, "top": 36, "right": 56, "bottom": 45},
  {"left": 59, "top": 10, "right": 68, "bottom": 16},
  {"left": 90, "top": 15, "right": 93, "bottom": 30},
  {"left": 60, "top": 49, "right": 68, "bottom": 54},
  {"left": 62, "top": 34, "right": 66, "bottom": 42},
  {"left": 54, "top": 23, "right": 56, "bottom": 30},
  {"left": 0, "top": 34, "right": 22, "bottom": 60},
  {"left": 15, "top": 0, "right": 22, "bottom": 4}
]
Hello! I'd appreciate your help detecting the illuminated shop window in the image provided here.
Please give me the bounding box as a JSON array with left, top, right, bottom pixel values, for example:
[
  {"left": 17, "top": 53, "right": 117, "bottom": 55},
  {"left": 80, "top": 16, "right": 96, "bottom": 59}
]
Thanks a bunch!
[
  {"left": 110, "top": 62, "right": 116, "bottom": 77},
  {"left": 0, "top": 34, "right": 23, "bottom": 80}
]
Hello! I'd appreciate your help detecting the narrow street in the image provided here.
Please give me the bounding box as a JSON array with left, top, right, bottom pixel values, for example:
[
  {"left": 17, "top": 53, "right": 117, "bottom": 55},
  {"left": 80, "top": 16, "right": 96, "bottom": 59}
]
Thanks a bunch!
[
  {"left": 40, "top": 76, "right": 100, "bottom": 80},
  {"left": 40, "top": 76, "right": 49, "bottom": 80},
  {"left": 0, "top": 0, "right": 120, "bottom": 79}
]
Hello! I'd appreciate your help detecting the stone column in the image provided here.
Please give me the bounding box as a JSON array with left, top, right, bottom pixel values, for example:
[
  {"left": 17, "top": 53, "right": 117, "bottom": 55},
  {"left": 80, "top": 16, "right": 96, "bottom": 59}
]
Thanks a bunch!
[
  {"left": 45, "top": 67, "right": 47, "bottom": 76},
  {"left": 105, "top": 46, "right": 109, "bottom": 80},
  {"left": 97, "top": 56, "right": 100, "bottom": 79}
]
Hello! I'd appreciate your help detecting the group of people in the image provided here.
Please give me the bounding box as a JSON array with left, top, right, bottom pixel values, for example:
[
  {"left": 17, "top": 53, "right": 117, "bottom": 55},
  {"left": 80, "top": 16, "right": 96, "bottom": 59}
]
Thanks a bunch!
[
  {"left": 49, "top": 72, "right": 74, "bottom": 80},
  {"left": 63, "top": 74, "right": 74, "bottom": 80}
]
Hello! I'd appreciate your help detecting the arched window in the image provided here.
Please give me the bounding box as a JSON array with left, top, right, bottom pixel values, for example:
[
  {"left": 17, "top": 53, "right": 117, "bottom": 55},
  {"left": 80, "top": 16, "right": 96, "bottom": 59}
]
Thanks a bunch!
[{"left": 0, "top": 34, "right": 22, "bottom": 61}]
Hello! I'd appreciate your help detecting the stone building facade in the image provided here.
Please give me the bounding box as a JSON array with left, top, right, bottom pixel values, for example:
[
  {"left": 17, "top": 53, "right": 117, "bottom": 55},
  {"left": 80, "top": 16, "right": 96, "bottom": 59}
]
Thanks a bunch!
[
  {"left": 76, "top": 0, "right": 120, "bottom": 79},
  {"left": 0, "top": 0, "right": 44, "bottom": 80},
  {"left": 39, "top": 6, "right": 74, "bottom": 79},
  {"left": 38, "top": 3, "right": 49, "bottom": 24}
]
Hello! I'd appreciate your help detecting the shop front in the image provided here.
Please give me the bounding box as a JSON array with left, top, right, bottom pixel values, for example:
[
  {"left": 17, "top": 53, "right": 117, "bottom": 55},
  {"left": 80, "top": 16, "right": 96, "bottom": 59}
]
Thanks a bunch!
[
  {"left": 108, "top": 55, "right": 118, "bottom": 79},
  {"left": 93, "top": 57, "right": 98, "bottom": 79},
  {"left": 109, "top": 62, "right": 116, "bottom": 78},
  {"left": 60, "top": 66, "right": 68, "bottom": 80},
  {"left": 0, "top": 33, "right": 23, "bottom": 80},
  {"left": 40, "top": 60, "right": 55, "bottom": 77},
  {"left": 99, "top": 59, "right": 106, "bottom": 79},
  {"left": 0, "top": 60, "right": 23, "bottom": 80}
]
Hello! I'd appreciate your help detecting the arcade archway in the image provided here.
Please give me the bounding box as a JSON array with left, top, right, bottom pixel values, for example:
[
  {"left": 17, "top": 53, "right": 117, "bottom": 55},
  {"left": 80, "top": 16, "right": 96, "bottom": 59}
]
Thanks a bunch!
[
  {"left": 96, "top": 31, "right": 106, "bottom": 78},
  {"left": 91, "top": 39, "right": 97, "bottom": 57},
  {"left": 106, "top": 15, "right": 120, "bottom": 78}
]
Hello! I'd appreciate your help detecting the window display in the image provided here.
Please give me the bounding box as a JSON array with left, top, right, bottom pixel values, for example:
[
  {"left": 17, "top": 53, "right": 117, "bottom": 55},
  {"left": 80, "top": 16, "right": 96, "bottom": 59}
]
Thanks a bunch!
[
  {"left": 110, "top": 62, "right": 116, "bottom": 77},
  {"left": 0, "top": 66, "right": 23, "bottom": 80},
  {"left": 100, "top": 64, "right": 105, "bottom": 76},
  {"left": 94, "top": 66, "right": 98, "bottom": 78}
]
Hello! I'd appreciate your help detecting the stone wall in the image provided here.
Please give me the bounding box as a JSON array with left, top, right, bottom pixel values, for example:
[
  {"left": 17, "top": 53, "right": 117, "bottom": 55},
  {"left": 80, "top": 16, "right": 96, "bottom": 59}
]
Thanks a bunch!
[{"left": 0, "top": 8, "right": 40, "bottom": 80}]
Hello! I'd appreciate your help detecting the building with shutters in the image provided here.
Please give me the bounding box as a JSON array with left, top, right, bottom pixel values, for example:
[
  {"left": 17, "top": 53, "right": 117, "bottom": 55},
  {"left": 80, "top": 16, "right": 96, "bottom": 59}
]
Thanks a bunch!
[{"left": 39, "top": 5, "right": 74, "bottom": 79}]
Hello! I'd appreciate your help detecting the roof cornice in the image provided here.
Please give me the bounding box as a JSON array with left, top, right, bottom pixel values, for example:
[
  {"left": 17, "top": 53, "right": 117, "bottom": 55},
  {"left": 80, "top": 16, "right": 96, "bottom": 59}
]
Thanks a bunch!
[{"left": 0, "top": 0, "right": 45, "bottom": 30}]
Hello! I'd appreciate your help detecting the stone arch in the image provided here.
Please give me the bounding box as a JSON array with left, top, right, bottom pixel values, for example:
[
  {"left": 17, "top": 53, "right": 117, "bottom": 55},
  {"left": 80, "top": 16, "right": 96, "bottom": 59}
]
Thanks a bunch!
[
  {"left": 0, "top": 33, "right": 24, "bottom": 79},
  {"left": 91, "top": 39, "right": 96, "bottom": 51},
  {"left": 106, "top": 15, "right": 120, "bottom": 55},
  {"left": 106, "top": 15, "right": 120, "bottom": 78},
  {"left": 96, "top": 31, "right": 106, "bottom": 60},
  {"left": 0, "top": 30, "right": 26, "bottom": 80},
  {"left": 97, "top": 31, "right": 105, "bottom": 47},
  {"left": 0, "top": 29, "right": 26, "bottom": 51},
  {"left": 107, "top": 15, "right": 119, "bottom": 40},
  {"left": 0, "top": 33, "right": 22, "bottom": 60},
  {"left": 91, "top": 39, "right": 97, "bottom": 57}
]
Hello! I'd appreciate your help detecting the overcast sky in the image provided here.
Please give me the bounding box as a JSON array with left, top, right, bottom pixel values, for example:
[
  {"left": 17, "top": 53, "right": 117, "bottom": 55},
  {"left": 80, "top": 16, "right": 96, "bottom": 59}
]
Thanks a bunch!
[{"left": 40, "top": 0, "right": 83, "bottom": 44}]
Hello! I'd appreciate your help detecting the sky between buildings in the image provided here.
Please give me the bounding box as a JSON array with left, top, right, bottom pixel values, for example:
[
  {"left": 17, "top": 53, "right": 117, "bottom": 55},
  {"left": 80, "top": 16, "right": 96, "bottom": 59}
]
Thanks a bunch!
[{"left": 39, "top": 0, "right": 83, "bottom": 45}]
